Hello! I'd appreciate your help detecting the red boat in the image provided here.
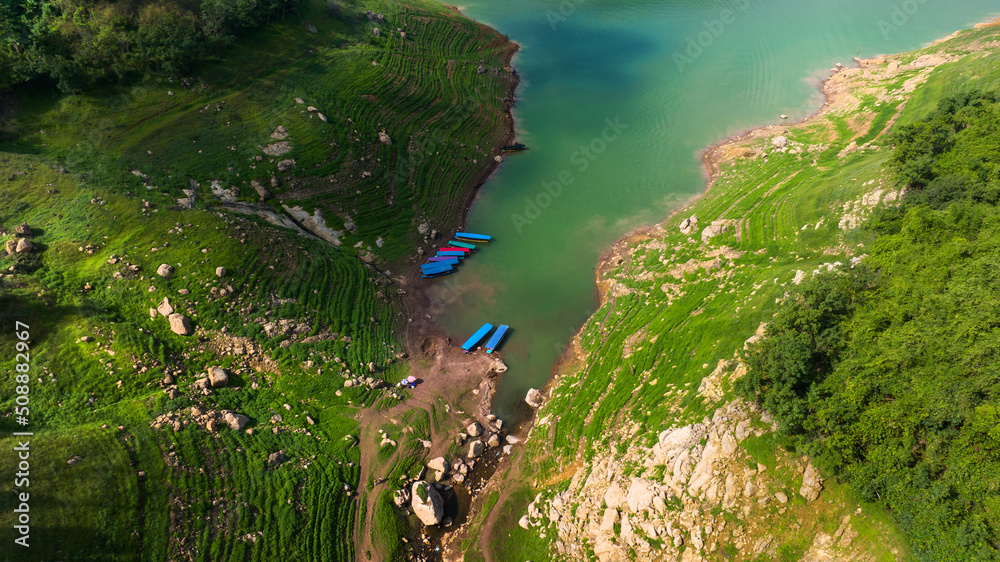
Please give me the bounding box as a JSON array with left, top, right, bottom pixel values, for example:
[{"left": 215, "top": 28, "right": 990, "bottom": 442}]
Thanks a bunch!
[{"left": 439, "top": 247, "right": 471, "bottom": 253}]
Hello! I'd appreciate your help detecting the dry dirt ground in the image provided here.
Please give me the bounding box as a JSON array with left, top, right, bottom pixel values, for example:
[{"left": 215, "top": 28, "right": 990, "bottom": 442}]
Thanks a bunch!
[{"left": 353, "top": 264, "right": 508, "bottom": 560}]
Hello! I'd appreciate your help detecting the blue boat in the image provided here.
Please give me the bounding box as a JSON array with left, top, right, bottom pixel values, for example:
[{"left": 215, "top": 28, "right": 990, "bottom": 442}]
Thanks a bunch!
[
  {"left": 422, "top": 268, "right": 454, "bottom": 279},
  {"left": 428, "top": 256, "right": 460, "bottom": 263},
  {"left": 461, "top": 323, "right": 494, "bottom": 353},
  {"left": 485, "top": 324, "right": 508, "bottom": 353},
  {"left": 449, "top": 241, "right": 476, "bottom": 250},
  {"left": 456, "top": 232, "right": 491, "bottom": 243},
  {"left": 436, "top": 251, "right": 465, "bottom": 258},
  {"left": 420, "top": 258, "right": 458, "bottom": 269},
  {"left": 421, "top": 263, "right": 454, "bottom": 274}
]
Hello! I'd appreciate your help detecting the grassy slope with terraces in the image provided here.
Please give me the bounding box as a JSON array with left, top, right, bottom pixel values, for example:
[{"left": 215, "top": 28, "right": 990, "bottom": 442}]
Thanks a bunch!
[
  {"left": 0, "top": 0, "right": 514, "bottom": 560},
  {"left": 3, "top": 0, "right": 516, "bottom": 266},
  {"left": 468, "top": 22, "right": 1000, "bottom": 562}
]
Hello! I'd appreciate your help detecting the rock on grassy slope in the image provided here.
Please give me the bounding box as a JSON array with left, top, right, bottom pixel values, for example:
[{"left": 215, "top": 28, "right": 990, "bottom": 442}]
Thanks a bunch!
[
  {"left": 0, "top": 1, "right": 516, "bottom": 560},
  {"left": 460, "top": 20, "right": 1000, "bottom": 562}
]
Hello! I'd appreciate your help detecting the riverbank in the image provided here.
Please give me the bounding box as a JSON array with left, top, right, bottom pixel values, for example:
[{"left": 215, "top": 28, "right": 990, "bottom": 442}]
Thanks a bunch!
[
  {"left": 435, "top": 19, "right": 928, "bottom": 562},
  {"left": 445, "top": 15, "right": 1000, "bottom": 561},
  {"left": 352, "top": 9, "right": 524, "bottom": 559}
]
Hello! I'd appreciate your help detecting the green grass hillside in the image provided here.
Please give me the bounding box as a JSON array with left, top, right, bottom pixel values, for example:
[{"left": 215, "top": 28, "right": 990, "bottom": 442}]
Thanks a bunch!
[
  {"left": 2, "top": 0, "right": 516, "bottom": 265},
  {"left": 484, "top": 22, "right": 1000, "bottom": 562},
  {"left": 0, "top": 0, "right": 514, "bottom": 559},
  {"left": 0, "top": 153, "right": 392, "bottom": 560}
]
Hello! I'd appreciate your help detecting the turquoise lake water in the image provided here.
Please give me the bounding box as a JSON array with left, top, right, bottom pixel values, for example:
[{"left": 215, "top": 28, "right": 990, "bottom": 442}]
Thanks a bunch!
[{"left": 429, "top": 0, "right": 1000, "bottom": 420}]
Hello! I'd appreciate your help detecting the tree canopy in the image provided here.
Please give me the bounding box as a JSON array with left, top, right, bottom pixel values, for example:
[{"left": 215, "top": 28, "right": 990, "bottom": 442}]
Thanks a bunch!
[
  {"left": 738, "top": 91, "right": 1000, "bottom": 560},
  {"left": 0, "top": 0, "right": 298, "bottom": 91}
]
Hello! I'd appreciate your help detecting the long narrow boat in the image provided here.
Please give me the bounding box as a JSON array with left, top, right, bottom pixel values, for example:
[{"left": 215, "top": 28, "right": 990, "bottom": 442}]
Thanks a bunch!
[
  {"left": 436, "top": 251, "right": 466, "bottom": 258},
  {"left": 427, "top": 256, "right": 460, "bottom": 263},
  {"left": 455, "top": 232, "right": 491, "bottom": 243},
  {"left": 421, "top": 269, "right": 454, "bottom": 279},
  {"left": 449, "top": 241, "right": 476, "bottom": 250},
  {"left": 421, "top": 261, "right": 454, "bottom": 271},
  {"left": 421, "top": 262, "right": 455, "bottom": 272},
  {"left": 485, "top": 324, "right": 509, "bottom": 353},
  {"left": 461, "top": 323, "right": 494, "bottom": 353},
  {"left": 421, "top": 263, "right": 454, "bottom": 276},
  {"left": 439, "top": 247, "right": 471, "bottom": 253}
]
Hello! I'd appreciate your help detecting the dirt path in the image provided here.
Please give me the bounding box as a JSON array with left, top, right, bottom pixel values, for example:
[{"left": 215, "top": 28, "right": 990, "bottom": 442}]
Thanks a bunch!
[
  {"left": 354, "top": 263, "right": 506, "bottom": 561},
  {"left": 476, "top": 442, "right": 527, "bottom": 562}
]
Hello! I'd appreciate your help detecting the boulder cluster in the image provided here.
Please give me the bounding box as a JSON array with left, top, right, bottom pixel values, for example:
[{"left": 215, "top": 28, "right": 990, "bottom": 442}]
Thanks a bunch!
[
  {"left": 153, "top": 368, "right": 250, "bottom": 433},
  {"left": 396, "top": 415, "right": 523, "bottom": 527},
  {"left": 522, "top": 399, "right": 828, "bottom": 561},
  {"left": 4, "top": 222, "right": 36, "bottom": 257}
]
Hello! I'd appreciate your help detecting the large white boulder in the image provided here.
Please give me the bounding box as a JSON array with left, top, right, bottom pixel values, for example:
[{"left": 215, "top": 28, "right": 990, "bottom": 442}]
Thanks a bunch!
[{"left": 411, "top": 482, "right": 444, "bottom": 525}]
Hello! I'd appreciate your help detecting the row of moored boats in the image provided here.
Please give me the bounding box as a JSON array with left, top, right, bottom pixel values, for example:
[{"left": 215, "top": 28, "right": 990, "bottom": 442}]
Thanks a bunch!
[
  {"left": 419, "top": 232, "right": 492, "bottom": 278},
  {"left": 419, "top": 231, "right": 512, "bottom": 354}
]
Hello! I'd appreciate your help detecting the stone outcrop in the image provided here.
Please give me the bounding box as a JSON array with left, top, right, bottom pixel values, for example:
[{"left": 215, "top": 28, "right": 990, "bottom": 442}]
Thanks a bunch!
[
  {"left": 467, "top": 440, "right": 484, "bottom": 458},
  {"left": 427, "top": 457, "right": 449, "bottom": 480},
  {"left": 156, "top": 264, "right": 174, "bottom": 278},
  {"left": 267, "top": 451, "right": 285, "bottom": 468},
  {"left": 222, "top": 411, "right": 249, "bottom": 430},
  {"left": 282, "top": 205, "right": 343, "bottom": 246},
  {"left": 519, "top": 399, "right": 833, "bottom": 561},
  {"left": 262, "top": 141, "right": 292, "bottom": 156},
  {"left": 679, "top": 215, "right": 698, "bottom": 235},
  {"left": 207, "top": 366, "right": 229, "bottom": 388},
  {"left": 525, "top": 388, "right": 544, "bottom": 408},
  {"left": 799, "top": 462, "right": 824, "bottom": 501},
  {"left": 168, "top": 313, "right": 193, "bottom": 336},
  {"left": 411, "top": 481, "right": 444, "bottom": 526},
  {"left": 15, "top": 238, "right": 33, "bottom": 253},
  {"left": 700, "top": 219, "right": 732, "bottom": 242},
  {"left": 157, "top": 297, "right": 174, "bottom": 317}
]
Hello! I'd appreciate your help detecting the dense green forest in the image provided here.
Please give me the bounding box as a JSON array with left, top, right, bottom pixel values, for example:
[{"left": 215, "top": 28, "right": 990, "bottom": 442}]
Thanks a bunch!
[
  {"left": 0, "top": 0, "right": 301, "bottom": 90},
  {"left": 738, "top": 91, "right": 1000, "bottom": 560}
]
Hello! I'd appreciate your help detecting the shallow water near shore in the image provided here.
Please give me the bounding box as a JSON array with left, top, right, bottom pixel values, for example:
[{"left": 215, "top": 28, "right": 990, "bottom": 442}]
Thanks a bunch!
[{"left": 432, "top": 0, "right": 999, "bottom": 420}]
